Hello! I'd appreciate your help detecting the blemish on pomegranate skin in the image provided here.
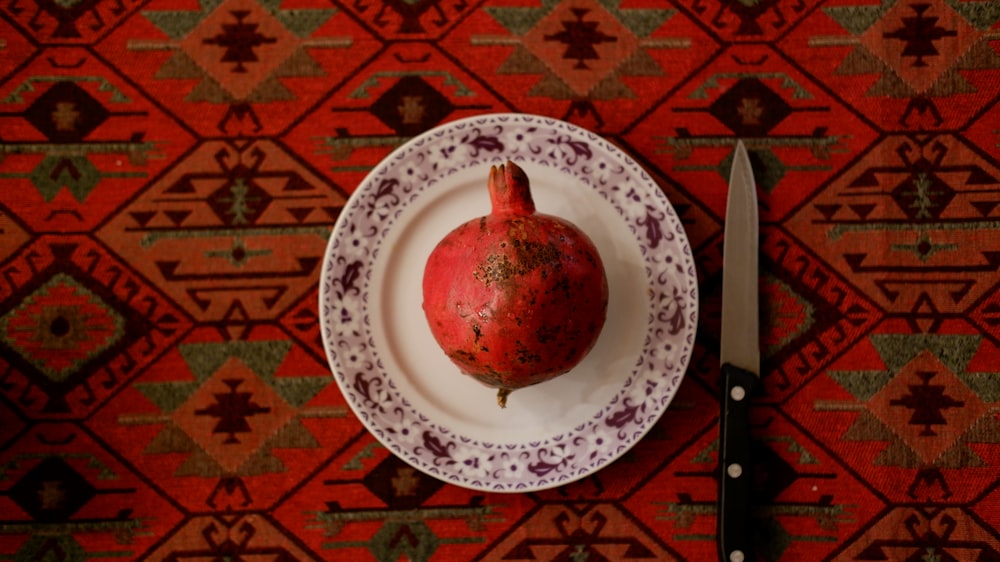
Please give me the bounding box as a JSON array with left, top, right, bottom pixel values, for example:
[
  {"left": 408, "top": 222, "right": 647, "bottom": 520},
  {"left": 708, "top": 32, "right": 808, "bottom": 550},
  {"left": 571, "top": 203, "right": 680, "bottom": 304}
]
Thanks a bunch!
[
  {"left": 450, "top": 349, "right": 477, "bottom": 366},
  {"left": 514, "top": 340, "right": 541, "bottom": 364},
  {"left": 536, "top": 324, "right": 561, "bottom": 344}
]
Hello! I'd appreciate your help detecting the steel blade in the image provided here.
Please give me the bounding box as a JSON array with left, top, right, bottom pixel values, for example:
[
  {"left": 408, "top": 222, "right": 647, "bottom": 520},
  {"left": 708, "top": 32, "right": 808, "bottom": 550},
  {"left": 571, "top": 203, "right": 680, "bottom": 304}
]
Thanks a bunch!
[{"left": 720, "top": 141, "right": 760, "bottom": 376}]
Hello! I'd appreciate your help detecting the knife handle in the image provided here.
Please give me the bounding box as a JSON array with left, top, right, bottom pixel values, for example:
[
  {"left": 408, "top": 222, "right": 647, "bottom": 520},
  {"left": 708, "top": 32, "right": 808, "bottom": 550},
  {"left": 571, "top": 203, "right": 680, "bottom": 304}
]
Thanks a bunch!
[{"left": 718, "top": 363, "right": 757, "bottom": 562}]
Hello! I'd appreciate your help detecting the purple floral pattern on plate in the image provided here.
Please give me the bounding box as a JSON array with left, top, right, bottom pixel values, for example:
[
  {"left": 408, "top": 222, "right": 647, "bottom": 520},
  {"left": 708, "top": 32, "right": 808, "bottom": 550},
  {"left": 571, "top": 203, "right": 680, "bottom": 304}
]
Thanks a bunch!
[{"left": 319, "top": 113, "right": 698, "bottom": 492}]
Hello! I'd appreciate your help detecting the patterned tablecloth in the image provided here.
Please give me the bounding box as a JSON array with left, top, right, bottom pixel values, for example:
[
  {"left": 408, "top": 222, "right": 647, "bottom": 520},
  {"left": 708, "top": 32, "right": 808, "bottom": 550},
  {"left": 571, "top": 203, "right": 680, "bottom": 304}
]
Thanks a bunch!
[{"left": 2, "top": 0, "right": 1000, "bottom": 559}]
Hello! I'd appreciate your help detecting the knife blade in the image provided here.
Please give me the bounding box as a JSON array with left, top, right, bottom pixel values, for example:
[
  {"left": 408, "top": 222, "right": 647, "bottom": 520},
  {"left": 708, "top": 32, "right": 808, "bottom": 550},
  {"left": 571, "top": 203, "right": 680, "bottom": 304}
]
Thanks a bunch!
[{"left": 717, "top": 140, "right": 760, "bottom": 562}]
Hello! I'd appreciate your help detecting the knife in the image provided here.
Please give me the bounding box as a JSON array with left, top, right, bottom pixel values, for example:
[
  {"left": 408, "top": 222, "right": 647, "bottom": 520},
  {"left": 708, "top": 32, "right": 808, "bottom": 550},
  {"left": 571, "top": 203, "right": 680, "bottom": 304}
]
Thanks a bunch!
[{"left": 717, "top": 140, "right": 760, "bottom": 562}]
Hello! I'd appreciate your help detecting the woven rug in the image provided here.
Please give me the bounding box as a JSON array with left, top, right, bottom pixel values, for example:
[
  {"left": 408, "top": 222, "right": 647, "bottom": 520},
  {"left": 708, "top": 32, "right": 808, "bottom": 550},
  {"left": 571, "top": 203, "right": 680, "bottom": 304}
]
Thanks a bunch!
[{"left": 2, "top": 0, "right": 1000, "bottom": 559}]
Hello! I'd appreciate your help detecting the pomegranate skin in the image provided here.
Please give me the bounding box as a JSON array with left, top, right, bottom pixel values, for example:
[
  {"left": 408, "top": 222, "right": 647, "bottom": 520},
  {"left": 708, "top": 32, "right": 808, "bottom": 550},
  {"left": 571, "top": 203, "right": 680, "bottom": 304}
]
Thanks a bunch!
[{"left": 422, "top": 161, "right": 608, "bottom": 407}]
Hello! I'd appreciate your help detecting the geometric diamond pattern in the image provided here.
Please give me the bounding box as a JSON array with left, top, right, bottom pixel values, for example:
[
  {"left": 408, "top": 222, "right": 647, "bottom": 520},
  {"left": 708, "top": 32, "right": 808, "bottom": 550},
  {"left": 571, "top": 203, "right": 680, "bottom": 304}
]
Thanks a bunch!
[
  {"left": 8, "top": 456, "right": 97, "bottom": 522},
  {"left": 0, "top": 272, "right": 125, "bottom": 382},
  {"left": 0, "top": 237, "right": 189, "bottom": 417},
  {"left": 25, "top": 81, "right": 109, "bottom": 142},
  {"left": 3, "top": 0, "right": 1000, "bottom": 558}
]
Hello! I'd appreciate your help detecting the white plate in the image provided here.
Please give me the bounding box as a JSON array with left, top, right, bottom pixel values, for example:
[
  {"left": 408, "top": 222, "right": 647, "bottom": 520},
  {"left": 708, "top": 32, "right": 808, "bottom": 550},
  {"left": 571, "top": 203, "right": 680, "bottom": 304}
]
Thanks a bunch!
[{"left": 319, "top": 113, "right": 698, "bottom": 492}]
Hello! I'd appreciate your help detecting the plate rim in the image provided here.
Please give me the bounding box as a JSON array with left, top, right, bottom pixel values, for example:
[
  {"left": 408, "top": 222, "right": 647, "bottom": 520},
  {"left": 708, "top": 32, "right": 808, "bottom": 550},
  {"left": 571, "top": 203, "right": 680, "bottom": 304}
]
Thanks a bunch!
[{"left": 319, "top": 112, "right": 698, "bottom": 492}]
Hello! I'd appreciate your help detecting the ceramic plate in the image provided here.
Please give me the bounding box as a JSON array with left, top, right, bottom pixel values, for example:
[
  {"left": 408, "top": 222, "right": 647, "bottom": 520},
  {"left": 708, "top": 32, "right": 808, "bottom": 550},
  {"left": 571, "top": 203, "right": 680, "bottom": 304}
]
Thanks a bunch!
[{"left": 319, "top": 113, "right": 698, "bottom": 492}]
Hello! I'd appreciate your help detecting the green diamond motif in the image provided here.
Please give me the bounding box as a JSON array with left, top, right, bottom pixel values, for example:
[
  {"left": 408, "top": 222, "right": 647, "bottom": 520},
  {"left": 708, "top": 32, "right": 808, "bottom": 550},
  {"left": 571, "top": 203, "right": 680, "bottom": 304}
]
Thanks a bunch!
[{"left": 0, "top": 273, "right": 126, "bottom": 382}]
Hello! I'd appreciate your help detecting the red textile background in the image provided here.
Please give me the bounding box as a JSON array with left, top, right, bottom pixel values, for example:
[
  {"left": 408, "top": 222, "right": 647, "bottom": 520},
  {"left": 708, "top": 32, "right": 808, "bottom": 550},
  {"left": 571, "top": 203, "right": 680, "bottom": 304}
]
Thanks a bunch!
[{"left": 2, "top": 0, "right": 1000, "bottom": 559}]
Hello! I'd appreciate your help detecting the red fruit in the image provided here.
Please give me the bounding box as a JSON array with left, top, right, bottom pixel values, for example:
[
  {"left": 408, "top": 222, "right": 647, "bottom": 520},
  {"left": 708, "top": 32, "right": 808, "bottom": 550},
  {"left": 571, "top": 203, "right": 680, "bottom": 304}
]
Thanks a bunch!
[{"left": 422, "top": 160, "right": 609, "bottom": 408}]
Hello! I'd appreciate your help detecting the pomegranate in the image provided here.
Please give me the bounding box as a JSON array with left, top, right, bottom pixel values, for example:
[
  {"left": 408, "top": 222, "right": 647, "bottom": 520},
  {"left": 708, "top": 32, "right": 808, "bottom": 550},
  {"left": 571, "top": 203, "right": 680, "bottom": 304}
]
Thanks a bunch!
[{"left": 422, "top": 160, "right": 609, "bottom": 408}]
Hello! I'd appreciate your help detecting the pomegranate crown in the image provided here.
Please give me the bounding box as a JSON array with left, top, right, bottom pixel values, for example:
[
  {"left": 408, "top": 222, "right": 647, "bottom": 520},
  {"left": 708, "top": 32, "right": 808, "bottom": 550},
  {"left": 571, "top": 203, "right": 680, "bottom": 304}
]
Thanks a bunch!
[{"left": 489, "top": 160, "right": 536, "bottom": 216}]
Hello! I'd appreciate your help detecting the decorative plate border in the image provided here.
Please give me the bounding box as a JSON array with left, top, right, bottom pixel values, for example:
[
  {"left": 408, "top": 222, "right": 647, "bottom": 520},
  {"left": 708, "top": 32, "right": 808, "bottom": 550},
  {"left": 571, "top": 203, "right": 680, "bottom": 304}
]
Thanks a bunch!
[{"left": 319, "top": 113, "right": 698, "bottom": 491}]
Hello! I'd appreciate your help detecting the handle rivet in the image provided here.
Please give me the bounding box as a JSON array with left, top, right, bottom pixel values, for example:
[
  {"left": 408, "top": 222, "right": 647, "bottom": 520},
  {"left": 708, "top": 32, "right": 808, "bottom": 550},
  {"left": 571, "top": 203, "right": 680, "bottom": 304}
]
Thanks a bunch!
[
  {"left": 730, "top": 386, "right": 746, "bottom": 401},
  {"left": 730, "top": 550, "right": 745, "bottom": 562},
  {"left": 727, "top": 463, "right": 743, "bottom": 478}
]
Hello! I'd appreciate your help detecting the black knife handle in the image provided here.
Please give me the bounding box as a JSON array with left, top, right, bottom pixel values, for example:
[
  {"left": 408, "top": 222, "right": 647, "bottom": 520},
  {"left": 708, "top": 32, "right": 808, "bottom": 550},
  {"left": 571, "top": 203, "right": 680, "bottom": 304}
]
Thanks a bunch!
[{"left": 718, "top": 363, "right": 757, "bottom": 562}]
